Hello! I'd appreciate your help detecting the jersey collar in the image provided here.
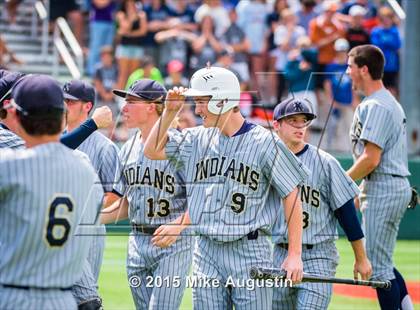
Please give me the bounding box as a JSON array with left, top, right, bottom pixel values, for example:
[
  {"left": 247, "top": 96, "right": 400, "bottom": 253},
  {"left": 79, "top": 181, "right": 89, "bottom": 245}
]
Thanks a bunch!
[
  {"left": 0, "top": 123, "right": 10, "bottom": 130},
  {"left": 295, "top": 144, "right": 309, "bottom": 157},
  {"left": 232, "top": 120, "right": 256, "bottom": 137}
]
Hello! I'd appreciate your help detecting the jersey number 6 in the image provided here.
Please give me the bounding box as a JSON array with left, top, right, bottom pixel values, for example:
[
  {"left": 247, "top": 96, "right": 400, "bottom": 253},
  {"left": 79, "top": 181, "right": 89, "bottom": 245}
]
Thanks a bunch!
[{"left": 45, "top": 196, "right": 73, "bottom": 247}]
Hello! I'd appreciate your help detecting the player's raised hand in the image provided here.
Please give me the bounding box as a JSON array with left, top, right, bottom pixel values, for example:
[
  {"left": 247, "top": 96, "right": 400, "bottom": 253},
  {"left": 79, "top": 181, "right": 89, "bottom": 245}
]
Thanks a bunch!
[
  {"left": 165, "top": 87, "right": 186, "bottom": 113},
  {"left": 91, "top": 106, "right": 113, "bottom": 129},
  {"left": 354, "top": 257, "right": 372, "bottom": 280},
  {"left": 151, "top": 223, "right": 184, "bottom": 248},
  {"left": 281, "top": 254, "right": 303, "bottom": 283}
]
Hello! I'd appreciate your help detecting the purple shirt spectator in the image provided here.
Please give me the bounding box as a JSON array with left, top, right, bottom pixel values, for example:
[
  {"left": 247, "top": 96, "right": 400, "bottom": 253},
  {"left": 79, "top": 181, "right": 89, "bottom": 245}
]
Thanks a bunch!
[{"left": 87, "top": 0, "right": 117, "bottom": 76}]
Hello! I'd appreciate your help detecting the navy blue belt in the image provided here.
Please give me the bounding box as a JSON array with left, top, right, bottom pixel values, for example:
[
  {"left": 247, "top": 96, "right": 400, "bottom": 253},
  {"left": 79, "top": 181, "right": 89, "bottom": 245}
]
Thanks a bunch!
[
  {"left": 277, "top": 243, "right": 313, "bottom": 250},
  {"left": 365, "top": 173, "right": 403, "bottom": 181},
  {"left": 132, "top": 224, "right": 160, "bottom": 235},
  {"left": 1, "top": 284, "right": 71, "bottom": 291}
]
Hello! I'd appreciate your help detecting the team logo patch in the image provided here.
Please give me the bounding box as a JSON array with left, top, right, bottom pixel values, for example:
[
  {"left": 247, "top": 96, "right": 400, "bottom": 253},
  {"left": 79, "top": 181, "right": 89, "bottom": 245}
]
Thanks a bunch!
[{"left": 293, "top": 101, "right": 304, "bottom": 112}]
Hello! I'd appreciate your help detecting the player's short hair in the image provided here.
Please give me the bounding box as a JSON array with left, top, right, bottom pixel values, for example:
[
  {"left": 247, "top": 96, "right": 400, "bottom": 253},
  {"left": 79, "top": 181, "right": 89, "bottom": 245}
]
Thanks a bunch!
[
  {"left": 348, "top": 44, "right": 385, "bottom": 80},
  {"left": 151, "top": 100, "right": 164, "bottom": 116},
  {"left": 11, "top": 74, "right": 65, "bottom": 136},
  {"left": 17, "top": 110, "right": 64, "bottom": 136}
]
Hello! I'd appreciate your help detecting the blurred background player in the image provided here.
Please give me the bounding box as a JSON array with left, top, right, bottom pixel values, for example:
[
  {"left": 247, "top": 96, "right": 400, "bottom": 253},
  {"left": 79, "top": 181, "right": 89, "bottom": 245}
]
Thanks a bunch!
[
  {"left": 101, "top": 79, "right": 192, "bottom": 309},
  {"left": 62, "top": 80, "right": 119, "bottom": 308},
  {"left": 0, "top": 71, "right": 113, "bottom": 150},
  {"left": 271, "top": 97, "right": 371, "bottom": 310},
  {"left": 0, "top": 74, "right": 103, "bottom": 309},
  {"left": 324, "top": 38, "right": 359, "bottom": 153},
  {"left": 144, "top": 66, "right": 308, "bottom": 309},
  {"left": 346, "top": 45, "right": 414, "bottom": 310}
]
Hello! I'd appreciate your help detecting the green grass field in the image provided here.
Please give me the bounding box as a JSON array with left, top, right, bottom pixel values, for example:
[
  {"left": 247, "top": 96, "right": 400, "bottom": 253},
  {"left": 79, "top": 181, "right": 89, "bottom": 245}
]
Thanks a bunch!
[{"left": 99, "top": 236, "right": 420, "bottom": 310}]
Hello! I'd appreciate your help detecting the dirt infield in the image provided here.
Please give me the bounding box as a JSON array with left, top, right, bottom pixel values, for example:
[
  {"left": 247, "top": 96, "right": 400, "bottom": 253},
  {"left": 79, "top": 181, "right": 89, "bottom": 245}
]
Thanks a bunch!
[{"left": 333, "top": 281, "right": 420, "bottom": 303}]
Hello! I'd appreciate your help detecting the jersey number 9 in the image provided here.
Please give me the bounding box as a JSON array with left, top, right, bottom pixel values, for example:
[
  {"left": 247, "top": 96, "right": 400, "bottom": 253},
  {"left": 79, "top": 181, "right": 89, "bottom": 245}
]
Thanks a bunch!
[{"left": 231, "top": 193, "right": 246, "bottom": 214}]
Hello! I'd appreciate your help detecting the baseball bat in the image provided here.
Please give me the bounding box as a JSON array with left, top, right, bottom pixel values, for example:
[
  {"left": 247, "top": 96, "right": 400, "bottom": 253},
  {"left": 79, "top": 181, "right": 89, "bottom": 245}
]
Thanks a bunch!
[{"left": 249, "top": 266, "right": 391, "bottom": 289}]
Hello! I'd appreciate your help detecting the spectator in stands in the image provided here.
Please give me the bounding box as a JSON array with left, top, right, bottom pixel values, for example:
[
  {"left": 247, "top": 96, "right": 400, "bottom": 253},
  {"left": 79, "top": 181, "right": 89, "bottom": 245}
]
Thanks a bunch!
[
  {"left": 371, "top": 6, "right": 402, "bottom": 97},
  {"left": 0, "top": 35, "right": 22, "bottom": 69},
  {"left": 93, "top": 46, "right": 119, "bottom": 114},
  {"left": 309, "top": 0, "right": 345, "bottom": 99},
  {"left": 5, "top": 0, "right": 22, "bottom": 24},
  {"left": 87, "top": 0, "right": 117, "bottom": 77},
  {"left": 214, "top": 48, "right": 240, "bottom": 76},
  {"left": 143, "top": 0, "right": 175, "bottom": 66},
  {"left": 296, "top": 0, "right": 320, "bottom": 33},
  {"left": 266, "top": 0, "right": 289, "bottom": 107},
  {"left": 236, "top": 0, "right": 268, "bottom": 101},
  {"left": 190, "top": 15, "right": 223, "bottom": 73},
  {"left": 126, "top": 55, "right": 164, "bottom": 89},
  {"left": 220, "top": 8, "right": 250, "bottom": 84},
  {"left": 163, "top": 59, "right": 189, "bottom": 89},
  {"left": 340, "top": 0, "right": 378, "bottom": 32},
  {"left": 194, "top": 0, "right": 230, "bottom": 38},
  {"left": 324, "top": 38, "right": 357, "bottom": 153},
  {"left": 154, "top": 25, "right": 197, "bottom": 75},
  {"left": 273, "top": 9, "right": 306, "bottom": 104},
  {"left": 346, "top": 5, "right": 370, "bottom": 50},
  {"left": 115, "top": 0, "right": 147, "bottom": 89},
  {"left": 93, "top": 46, "right": 119, "bottom": 138},
  {"left": 284, "top": 36, "right": 318, "bottom": 121},
  {"left": 49, "top": 0, "right": 85, "bottom": 49},
  {"left": 170, "top": 0, "right": 197, "bottom": 32}
]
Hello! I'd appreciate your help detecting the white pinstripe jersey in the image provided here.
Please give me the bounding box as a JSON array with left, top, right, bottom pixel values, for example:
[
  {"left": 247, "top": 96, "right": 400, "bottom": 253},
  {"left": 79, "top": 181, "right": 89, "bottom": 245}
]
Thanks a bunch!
[
  {"left": 0, "top": 143, "right": 104, "bottom": 287},
  {"left": 0, "top": 125, "right": 25, "bottom": 149},
  {"left": 113, "top": 132, "right": 187, "bottom": 225},
  {"left": 166, "top": 125, "right": 308, "bottom": 242},
  {"left": 350, "top": 88, "right": 410, "bottom": 177},
  {"left": 272, "top": 144, "right": 360, "bottom": 245},
  {"left": 77, "top": 131, "right": 119, "bottom": 193}
]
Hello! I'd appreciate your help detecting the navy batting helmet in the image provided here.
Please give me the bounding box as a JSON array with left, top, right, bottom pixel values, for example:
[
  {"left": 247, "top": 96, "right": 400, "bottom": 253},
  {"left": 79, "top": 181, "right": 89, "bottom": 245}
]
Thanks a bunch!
[{"left": 273, "top": 97, "right": 316, "bottom": 121}]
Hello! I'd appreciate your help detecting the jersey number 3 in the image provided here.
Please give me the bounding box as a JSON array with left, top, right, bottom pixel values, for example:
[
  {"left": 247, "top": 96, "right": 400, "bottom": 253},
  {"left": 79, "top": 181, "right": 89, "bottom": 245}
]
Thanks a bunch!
[
  {"left": 302, "top": 211, "right": 310, "bottom": 229},
  {"left": 45, "top": 196, "right": 73, "bottom": 247}
]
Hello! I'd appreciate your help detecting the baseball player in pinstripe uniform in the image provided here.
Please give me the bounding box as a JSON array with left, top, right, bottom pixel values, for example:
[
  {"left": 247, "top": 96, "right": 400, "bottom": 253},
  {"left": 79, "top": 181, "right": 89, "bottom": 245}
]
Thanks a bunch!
[
  {"left": 0, "top": 71, "right": 26, "bottom": 149},
  {"left": 101, "top": 79, "right": 192, "bottom": 309},
  {"left": 0, "top": 74, "right": 103, "bottom": 310},
  {"left": 0, "top": 71, "right": 114, "bottom": 150},
  {"left": 62, "top": 80, "right": 120, "bottom": 309},
  {"left": 144, "top": 66, "right": 308, "bottom": 309},
  {"left": 346, "top": 45, "right": 414, "bottom": 310},
  {"left": 271, "top": 98, "right": 372, "bottom": 309}
]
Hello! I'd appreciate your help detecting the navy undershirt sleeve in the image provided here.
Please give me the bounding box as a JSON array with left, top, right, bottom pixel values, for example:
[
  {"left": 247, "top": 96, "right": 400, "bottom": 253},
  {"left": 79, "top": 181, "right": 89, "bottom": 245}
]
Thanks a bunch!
[
  {"left": 334, "top": 199, "right": 364, "bottom": 242},
  {"left": 60, "top": 119, "right": 98, "bottom": 149}
]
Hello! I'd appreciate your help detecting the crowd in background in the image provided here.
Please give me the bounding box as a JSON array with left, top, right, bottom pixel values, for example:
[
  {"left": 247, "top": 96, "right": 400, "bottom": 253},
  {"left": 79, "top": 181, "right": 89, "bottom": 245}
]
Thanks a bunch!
[{"left": 2, "top": 0, "right": 403, "bottom": 153}]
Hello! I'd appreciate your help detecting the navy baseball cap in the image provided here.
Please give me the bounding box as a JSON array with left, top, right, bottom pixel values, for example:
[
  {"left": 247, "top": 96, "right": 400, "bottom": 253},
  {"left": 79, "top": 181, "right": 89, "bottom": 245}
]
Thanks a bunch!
[
  {"left": 113, "top": 79, "right": 167, "bottom": 102},
  {"left": 0, "top": 71, "right": 26, "bottom": 103},
  {"left": 63, "top": 80, "right": 95, "bottom": 104},
  {"left": 11, "top": 74, "right": 64, "bottom": 116},
  {"left": 273, "top": 98, "right": 316, "bottom": 121}
]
